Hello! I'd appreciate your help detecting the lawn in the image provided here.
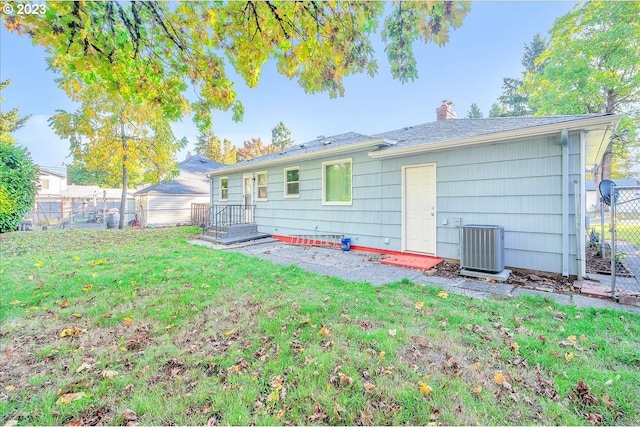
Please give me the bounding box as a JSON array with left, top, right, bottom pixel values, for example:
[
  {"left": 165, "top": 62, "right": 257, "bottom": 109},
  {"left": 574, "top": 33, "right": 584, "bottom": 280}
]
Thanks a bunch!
[{"left": 1, "top": 227, "right": 639, "bottom": 426}]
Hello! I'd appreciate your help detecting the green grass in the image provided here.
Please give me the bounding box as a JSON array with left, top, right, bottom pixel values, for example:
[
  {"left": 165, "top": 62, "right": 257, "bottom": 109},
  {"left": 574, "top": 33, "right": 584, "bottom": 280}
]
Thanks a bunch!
[{"left": 1, "top": 227, "right": 639, "bottom": 425}]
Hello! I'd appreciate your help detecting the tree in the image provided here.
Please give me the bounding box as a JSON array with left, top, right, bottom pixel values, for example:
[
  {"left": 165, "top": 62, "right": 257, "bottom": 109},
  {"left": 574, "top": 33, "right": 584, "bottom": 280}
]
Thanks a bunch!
[
  {"left": 489, "top": 34, "right": 546, "bottom": 117},
  {"left": 0, "top": 80, "right": 38, "bottom": 233},
  {"left": 5, "top": 1, "right": 470, "bottom": 133},
  {"left": 222, "top": 139, "right": 237, "bottom": 165},
  {"left": 522, "top": 1, "right": 640, "bottom": 187},
  {"left": 237, "top": 137, "right": 279, "bottom": 162},
  {"left": 50, "top": 83, "right": 185, "bottom": 229},
  {"left": 466, "top": 103, "right": 483, "bottom": 118},
  {"left": 271, "top": 121, "right": 294, "bottom": 150},
  {"left": 0, "top": 80, "right": 30, "bottom": 145},
  {"left": 195, "top": 131, "right": 238, "bottom": 164},
  {"left": 66, "top": 159, "right": 111, "bottom": 187}
]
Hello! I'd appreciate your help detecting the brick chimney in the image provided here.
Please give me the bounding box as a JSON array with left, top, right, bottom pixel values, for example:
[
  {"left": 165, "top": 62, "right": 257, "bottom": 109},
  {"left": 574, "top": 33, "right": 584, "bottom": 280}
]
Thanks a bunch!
[{"left": 436, "top": 100, "right": 457, "bottom": 121}]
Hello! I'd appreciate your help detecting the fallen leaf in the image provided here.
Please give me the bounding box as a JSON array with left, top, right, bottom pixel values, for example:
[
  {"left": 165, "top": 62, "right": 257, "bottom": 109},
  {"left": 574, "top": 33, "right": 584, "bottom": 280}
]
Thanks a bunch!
[
  {"left": 418, "top": 381, "right": 432, "bottom": 395},
  {"left": 379, "top": 351, "right": 385, "bottom": 359},
  {"left": 319, "top": 327, "right": 331, "bottom": 338},
  {"left": 56, "top": 392, "right": 86, "bottom": 404},
  {"left": 437, "top": 291, "right": 449, "bottom": 299},
  {"left": 275, "top": 407, "right": 286, "bottom": 420},
  {"left": 35, "top": 260, "right": 44, "bottom": 268},
  {"left": 123, "top": 317, "right": 133, "bottom": 325},
  {"left": 494, "top": 372, "right": 506, "bottom": 385},
  {"left": 472, "top": 386, "right": 482, "bottom": 394},
  {"left": 224, "top": 329, "right": 236, "bottom": 336},
  {"left": 82, "top": 284, "right": 93, "bottom": 292},
  {"left": 72, "top": 313, "right": 82, "bottom": 318},
  {"left": 64, "top": 420, "right": 83, "bottom": 426},
  {"left": 585, "top": 413, "right": 603, "bottom": 426},
  {"left": 388, "top": 329, "right": 397, "bottom": 337},
  {"left": 602, "top": 395, "right": 615, "bottom": 408},
  {"left": 9, "top": 300, "right": 20, "bottom": 305},
  {"left": 363, "top": 381, "right": 376, "bottom": 393},
  {"left": 565, "top": 352, "right": 574, "bottom": 362},
  {"left": 511, "top": 342, "right": 520, "bottom": 352},
  {"left": 122, "top": 409, "right": 138, "bottom": 422},
  {"left": 60, "top": 301, "right": 70, "bottom": 308},
  {"left": 76, "top": 362, "right": 92, "bottom": 373},
  {"left": 538, "top": 334, "right": 547, "bottom": 344},
  {"left": 101, "top": 370, "right": 119, "bottom": 378},
  {"left": 5, "top": 385, "right": 15, "bottom": 392},
  {"left": 415, "top": 301, "right": 425, "bottom": 309}
]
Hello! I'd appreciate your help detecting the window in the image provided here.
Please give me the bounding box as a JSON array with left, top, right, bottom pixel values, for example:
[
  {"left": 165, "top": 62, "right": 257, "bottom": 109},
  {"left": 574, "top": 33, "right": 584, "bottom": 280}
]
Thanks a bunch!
[
  {"left": 284, "top": 167, "right": 300, "bottom": 198},
  {"left": 257, "top": 171, "right": 268, "bottom": 201},
  {"left": 219, "top": 177, "right": 228, "bottom": 201},
  {"left": 41, "top": 178, "right": 49, "bottom": 190},
  {"left": 322, "top": 159, "right": 352, "bottom": 205}
]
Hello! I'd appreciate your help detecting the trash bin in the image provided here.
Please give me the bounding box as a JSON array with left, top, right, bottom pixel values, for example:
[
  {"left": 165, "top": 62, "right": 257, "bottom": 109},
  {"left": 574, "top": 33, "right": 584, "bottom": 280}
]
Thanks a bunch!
[
  {"left": 106, "top": 208, "right": 120, "bottom": 229},
  {"left": 341, "top": 237, "right": 351, "bottom": 251}
]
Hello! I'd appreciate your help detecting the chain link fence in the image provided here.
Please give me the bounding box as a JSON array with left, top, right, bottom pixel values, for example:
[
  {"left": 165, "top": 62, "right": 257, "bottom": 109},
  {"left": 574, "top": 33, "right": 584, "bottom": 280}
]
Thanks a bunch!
[{"left": 611, "top": 185, "right": 640, "bottom": 297}]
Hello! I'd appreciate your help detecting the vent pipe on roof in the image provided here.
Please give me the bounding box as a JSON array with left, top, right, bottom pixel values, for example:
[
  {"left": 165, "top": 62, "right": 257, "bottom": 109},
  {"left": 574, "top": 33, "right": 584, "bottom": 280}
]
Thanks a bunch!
[{"left": 436, "top": 100, "right": 457, "bottom": 121}]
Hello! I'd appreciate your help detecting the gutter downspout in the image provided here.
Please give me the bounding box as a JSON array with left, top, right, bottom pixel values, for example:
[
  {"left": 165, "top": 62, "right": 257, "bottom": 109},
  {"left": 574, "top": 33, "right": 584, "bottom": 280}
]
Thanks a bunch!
[
  {"left": 561, "top": 129, "right": 569, "bottom": 277},
  {"left": 577, "top": 131, "right": 587, "bottom": 280}
]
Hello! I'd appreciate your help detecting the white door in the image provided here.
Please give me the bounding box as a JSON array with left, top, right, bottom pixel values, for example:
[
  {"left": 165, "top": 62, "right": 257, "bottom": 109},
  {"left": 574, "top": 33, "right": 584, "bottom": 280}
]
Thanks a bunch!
[
  {"left": 243, "top": 174, "right": 254, "bottom": 223},
  {"left": 404, "top": 164, "right": 436, "bottom": 254}
]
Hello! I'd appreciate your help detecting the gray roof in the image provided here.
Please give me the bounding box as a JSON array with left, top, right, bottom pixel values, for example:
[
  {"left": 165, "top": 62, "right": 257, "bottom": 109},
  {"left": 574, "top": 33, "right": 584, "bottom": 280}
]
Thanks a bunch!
[
  {"left": 373, "top": 114, "right": 612, "bottom": 150},
  {"left": 179, "top": 154, "right": 224, "bottom": 173},
  {"left": 208, "top": 114, "right": 616, "bottom": 173},
  {"left": 135, "top": 154, "right": 223, "bottom": 195},
  {"left": 585, "top": 178, "right": 639, "bottom": 191},
  {"left": 213, "top": 132, "right": 376, "bottom": 171}
]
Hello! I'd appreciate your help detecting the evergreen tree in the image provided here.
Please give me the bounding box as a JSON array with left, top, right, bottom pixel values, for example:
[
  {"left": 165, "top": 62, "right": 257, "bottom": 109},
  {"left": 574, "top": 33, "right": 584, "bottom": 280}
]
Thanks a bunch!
[
  {"left": 489, "top": 34, "right": 546, "bottom": 117},
  {"left": 271, "top": 121, "right": 294, "bottom": 150},
  {"left": 466, "top": 103, "right": 483, "bottom": 118}
]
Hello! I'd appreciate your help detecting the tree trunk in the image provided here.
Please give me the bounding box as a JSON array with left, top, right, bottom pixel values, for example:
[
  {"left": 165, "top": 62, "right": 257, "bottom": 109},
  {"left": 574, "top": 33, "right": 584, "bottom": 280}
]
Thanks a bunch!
[{"left": 119, "top": 118, "right": 128, "bottom": 229}]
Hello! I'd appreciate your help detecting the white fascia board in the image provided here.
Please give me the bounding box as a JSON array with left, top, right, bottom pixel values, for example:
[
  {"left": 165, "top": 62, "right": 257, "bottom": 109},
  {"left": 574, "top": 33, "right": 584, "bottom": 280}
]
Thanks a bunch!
[
  {"left": 368, "top": 115, "right": 621, "bottom": 160},
  {"left": 208, "top": 138, "right": 388, "bottom": 176}
]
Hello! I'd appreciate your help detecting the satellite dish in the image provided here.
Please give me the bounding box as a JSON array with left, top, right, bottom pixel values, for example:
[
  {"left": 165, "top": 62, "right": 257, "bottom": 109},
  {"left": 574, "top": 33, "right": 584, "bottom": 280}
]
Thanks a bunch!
[{"left": 599, "top": 179, "right": 618, "bottom": 206}]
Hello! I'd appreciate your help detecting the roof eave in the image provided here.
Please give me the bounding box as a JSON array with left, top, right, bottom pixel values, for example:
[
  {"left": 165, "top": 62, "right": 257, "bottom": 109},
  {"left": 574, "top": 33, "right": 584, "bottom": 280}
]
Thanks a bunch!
[
  {"left": 208, "top": 138, "right": 388, "bottom": 176},
  {"left": 368, "top": 115, "right": 621, "bottom": 160}
]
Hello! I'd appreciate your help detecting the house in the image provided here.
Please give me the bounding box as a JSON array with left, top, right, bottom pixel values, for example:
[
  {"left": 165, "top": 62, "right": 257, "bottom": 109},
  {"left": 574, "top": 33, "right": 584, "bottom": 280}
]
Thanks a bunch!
[
  {"left": 134, "top": 154, "right": 223, "bottom": 227},
  {"left": 31, "top": 168, "right": 134, "bottom": 226},
  {"left": 585, "top": 178, "right": 639, "bottom": 213},
  {"left": 38, "top": 168, "right": 67, "bottom": 195},
  {"left": 207, "top": 102, "right": 619, "bottom": 278}
]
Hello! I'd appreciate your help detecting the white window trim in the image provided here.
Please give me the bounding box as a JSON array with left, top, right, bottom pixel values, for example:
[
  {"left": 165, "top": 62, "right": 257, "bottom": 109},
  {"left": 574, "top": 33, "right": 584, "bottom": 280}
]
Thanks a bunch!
[
  {"left": 256, "top": 171, "right": 268, "bottom": 201},
  {"left": 283, "top": 166, "right": 300, "bottom": 198},
  {"left": 322, "top": 158, "right": 352, "bottom": 206},
  {"left": 219, "top": 176, "right": 228, "bottom": 202}
]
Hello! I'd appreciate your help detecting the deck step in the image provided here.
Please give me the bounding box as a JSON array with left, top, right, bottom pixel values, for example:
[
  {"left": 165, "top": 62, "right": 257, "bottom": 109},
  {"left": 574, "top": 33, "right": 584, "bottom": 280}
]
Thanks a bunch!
[{"left": 200, "top": 231, "right": 272, "bottom": 245}]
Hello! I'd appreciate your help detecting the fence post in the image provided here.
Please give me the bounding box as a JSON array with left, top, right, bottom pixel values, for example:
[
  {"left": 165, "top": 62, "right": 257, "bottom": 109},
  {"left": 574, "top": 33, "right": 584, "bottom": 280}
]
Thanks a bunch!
[{"left": 610, "top": 181, "right": 616, "bottom": 298}]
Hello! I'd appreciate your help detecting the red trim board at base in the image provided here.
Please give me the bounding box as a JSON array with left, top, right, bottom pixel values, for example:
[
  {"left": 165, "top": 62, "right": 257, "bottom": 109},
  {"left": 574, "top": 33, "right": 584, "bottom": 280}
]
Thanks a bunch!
[{"left": 271, "top": 235, "right": 443, "bottom": 271}]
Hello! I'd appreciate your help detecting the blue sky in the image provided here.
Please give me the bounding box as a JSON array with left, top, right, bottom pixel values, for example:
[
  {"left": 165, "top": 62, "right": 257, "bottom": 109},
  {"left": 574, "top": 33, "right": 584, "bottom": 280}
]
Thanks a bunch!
[{"left": 0, "top": 1, "right": 576, "bottom": 172}]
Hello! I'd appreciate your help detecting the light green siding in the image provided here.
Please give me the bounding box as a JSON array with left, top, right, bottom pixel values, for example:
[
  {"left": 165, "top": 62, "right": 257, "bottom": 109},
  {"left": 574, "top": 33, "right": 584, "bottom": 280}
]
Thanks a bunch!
[{"left": 211, "top": 132, "right": 583, "bottom": 275}]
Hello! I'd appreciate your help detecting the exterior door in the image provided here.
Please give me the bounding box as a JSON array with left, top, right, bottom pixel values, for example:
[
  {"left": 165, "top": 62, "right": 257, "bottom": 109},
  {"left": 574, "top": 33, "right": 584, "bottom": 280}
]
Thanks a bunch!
[
  {"left": 243, "top": 174, "right": 254, "bottom": 223},
  {"left": 404, "top": 164, "right": 436, "bottom": 254}
]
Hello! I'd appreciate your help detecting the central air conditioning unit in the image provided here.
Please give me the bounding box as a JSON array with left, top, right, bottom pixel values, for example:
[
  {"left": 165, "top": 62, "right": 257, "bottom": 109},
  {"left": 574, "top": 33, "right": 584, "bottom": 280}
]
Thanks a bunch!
[{"left": 460, "top": 225, "right": 505, "bottom": 273}]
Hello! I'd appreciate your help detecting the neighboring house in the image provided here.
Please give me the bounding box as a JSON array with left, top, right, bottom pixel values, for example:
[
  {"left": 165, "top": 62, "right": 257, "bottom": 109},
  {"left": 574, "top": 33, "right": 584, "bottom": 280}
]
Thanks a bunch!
[
  {"left": 585, "top": 178, "right": 639, "bottom": 213},
  {"left": 32, "top": 169, "right": 134, "bottom": 225},
  {"left": 207, "top": 101, "right": 619, "bottom": 278},
  {"left": 134, "top": 154, "right": 223, "bottom": 227},
  {"left": 38, "top": 168, "right": 67, "bottom": 195}
]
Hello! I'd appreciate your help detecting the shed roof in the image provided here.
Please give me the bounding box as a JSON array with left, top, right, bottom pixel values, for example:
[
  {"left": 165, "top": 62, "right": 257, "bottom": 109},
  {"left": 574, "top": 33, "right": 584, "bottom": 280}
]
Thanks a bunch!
[{"left": 585, "top": 178, "right": 639, "bottom": 191}]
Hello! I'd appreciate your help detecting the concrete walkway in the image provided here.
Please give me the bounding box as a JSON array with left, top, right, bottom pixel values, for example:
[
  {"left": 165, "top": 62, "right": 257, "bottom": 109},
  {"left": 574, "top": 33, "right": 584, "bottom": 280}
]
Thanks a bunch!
[{"left": 191, "top": 238, "right": 640, "bottom": 314}]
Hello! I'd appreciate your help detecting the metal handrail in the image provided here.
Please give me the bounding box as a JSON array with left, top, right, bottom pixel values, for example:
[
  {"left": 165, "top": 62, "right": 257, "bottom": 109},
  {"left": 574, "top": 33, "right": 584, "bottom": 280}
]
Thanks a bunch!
[{"left": 210, "top": 205, "right": 255, "bottom": 230}]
